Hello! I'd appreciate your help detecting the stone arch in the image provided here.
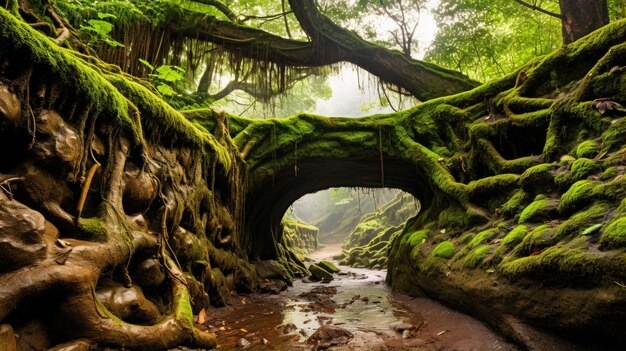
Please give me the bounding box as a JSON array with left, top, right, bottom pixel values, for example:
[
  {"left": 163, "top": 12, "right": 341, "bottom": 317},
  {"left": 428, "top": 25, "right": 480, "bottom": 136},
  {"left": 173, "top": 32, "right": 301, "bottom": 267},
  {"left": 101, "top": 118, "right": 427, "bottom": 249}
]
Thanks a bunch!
[{"left": 243, "top": 155, "right": 433, "bottom": 260}]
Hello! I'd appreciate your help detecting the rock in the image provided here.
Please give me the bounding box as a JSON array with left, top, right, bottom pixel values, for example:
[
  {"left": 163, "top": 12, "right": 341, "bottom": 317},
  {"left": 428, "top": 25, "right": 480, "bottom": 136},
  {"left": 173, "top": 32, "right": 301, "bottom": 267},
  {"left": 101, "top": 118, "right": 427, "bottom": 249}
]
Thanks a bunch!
[
  {"left": 254, "top": 260, "right": 290, "bottom": 283},
  {"left": 259, "top": 279, "right": 287, "bottom": 294},
  {"left": 282, "top": 323, "right": 297, "bottom": 334},
  {"left": 95, "top": 281, "right": 161, "bottom": 324},
  {"left": 32, "top": 110, "right": 80, "bottom": 165},
  {"left": 47, "top": 339, "right": 92, "bottom": 351},
  {"left": 16, "top": 164, "right": 75, "bottom": 227},
  {"left": 171, "top": 226, "right": 205, "bottom": 266},
  {"left": 130, "top": 258, "right": 165, "bottom": 288},
  {"left": 306, "top": 325, "right": 354, "bottom": 349},
  {"left": 308, "top": 264, "right": 333, "bottom": 282},
  {"left": 393, "top": 323, "right": 415, "bottom": 332},
  {"left": 237, "top": 337, "right": 251, "bottom": 348},
  {"left": 122, "top": 162, "right": 157, "bottom": 214},
  {"left": 0, "top": 324, "right": 16, "bottom": 351},
  {"left": 0, "top": 83, "right": 20, "bottom": 121},
  {"left": 318, "top": 260, "right": 340, "bottom": 273},
  {"left": 15, "top": 319, "right": 51, "bottom": 351},
  {"left": 0, "top": 193, "right": 47, "bottom": 272}
]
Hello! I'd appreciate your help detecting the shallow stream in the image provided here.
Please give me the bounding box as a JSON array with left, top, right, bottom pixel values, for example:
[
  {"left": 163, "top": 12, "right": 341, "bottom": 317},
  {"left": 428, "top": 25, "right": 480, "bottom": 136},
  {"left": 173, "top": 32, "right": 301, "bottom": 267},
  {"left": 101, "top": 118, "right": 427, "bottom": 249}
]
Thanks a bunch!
[{"left": 202, "top": 244, "right": 518, "bottom": 350}]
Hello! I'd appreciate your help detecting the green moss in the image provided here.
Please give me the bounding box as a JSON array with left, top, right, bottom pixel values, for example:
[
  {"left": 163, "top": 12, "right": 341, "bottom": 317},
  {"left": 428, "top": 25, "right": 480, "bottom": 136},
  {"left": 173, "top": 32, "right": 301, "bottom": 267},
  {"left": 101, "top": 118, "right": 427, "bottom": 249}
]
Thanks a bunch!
[
  {"left": 309, "top": 264, "right": 333, "bottom": 282},
  {"left": 555, "top": 202, "right": 610, "bottom": 240},
  {"left": 465, "top": 228, "right": 499, "bottom": 251},
  {"left": 78, "top": 217, "right": 108, "bottom": 242},
  {"left": 438, "top": 205, "right": 467, "bottom": 229},
  {"left": 558, "top": 180, "right": 598, "bottom": 213},
  {"left": 601, "top": 166, "right": 619, "bottom": 180},
  {"left": 570, "top": 158, "right": 601, "bottom": 181},
  {"left": 601, "top": 118, "right": 626, "bottom": 151},
  {"left": 501, "top": 190, "right": 531, "bottom": 218},
  {"left": 467, "top": 174, "right": 521, "bottom": 200},
  {"left": 318, "top": 260, "right": 340, "bottom": 273},
  {"left": 458, "top": 232, "right": 474, "bottom": 244},
  {"left": 519, "top": 224, "right": 557, "bottom": 254},
  {"left": 406, "top": 230, "right": 429, "bottom": 247},
  {"left": 576, "top": 140, "right": 599, "bottom": 158},
  {"left": 599, "top": 217, "right": 626, "bottom": 249},
  {"left": 493, "top": 225, "right": 529, "bottom": 263},
  {"left": 431, "top": 241, "right": 456, "bottom": 259},
  {"left": 518, "top": 198, "right": 558, "bottom": 223},
  {"left": 519, "top": 163, "right": 556, "bottom": 191},
  {"left": 463, "top": 245, "right": 491, "bottom": 268}
]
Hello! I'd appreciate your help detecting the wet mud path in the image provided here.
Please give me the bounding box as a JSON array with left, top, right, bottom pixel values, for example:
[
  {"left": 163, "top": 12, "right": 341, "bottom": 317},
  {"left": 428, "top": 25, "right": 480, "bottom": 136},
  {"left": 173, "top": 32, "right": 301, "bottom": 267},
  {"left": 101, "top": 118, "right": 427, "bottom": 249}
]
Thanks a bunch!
[{"left": 202, "top": 244, "right": 518, "bottom": 350}]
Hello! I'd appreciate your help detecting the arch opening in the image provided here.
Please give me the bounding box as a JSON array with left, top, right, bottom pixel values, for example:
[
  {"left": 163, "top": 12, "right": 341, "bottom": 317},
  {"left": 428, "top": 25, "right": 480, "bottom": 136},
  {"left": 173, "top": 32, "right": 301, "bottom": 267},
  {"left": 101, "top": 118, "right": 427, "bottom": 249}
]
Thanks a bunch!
[{"left": 283, "top": 187, "right": 419, "bottom": 269}]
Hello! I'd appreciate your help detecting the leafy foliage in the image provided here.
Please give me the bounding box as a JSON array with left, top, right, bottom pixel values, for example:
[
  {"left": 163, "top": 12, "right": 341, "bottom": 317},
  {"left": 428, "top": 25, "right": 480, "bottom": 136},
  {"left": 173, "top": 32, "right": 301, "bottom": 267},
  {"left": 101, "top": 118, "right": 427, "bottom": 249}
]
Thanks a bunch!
[
  {"left": 78, "top": 12, "right": 124, "bottom": 47},
  {"left": 425, "top": 0, "right": 561, "bottom": 82}
]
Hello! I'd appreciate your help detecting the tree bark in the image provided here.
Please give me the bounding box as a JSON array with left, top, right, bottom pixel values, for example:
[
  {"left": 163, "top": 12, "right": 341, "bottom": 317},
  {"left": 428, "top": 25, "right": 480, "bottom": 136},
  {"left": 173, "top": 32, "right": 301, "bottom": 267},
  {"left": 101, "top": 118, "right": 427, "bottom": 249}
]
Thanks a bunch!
[{"left": 559, "top": 0, "right": 609, "bottom": 44}]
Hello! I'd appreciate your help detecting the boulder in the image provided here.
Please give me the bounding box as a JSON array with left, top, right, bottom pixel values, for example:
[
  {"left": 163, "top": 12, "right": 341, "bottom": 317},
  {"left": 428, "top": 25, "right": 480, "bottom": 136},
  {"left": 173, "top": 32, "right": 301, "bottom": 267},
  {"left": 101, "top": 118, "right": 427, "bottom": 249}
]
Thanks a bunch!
[
  {"left": 308, "top": 264, "right": 333, "bottom": 282},
  {"left": 0, "top": 193, "right": 47, "bottom": 272},
  {"left": 318, "top": 260, "right": 340, "bottom": 273}
]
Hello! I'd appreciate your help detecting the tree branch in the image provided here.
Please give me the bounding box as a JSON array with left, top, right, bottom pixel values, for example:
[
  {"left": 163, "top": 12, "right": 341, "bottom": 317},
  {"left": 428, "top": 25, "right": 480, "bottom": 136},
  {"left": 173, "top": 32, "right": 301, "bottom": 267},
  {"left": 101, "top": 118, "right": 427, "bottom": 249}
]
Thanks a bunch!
[
  {"left": 513, "top": 0, "right": 562, "bottom": 19},
  {"left": 172, "top": 1, "right": 478, "bottom": 101},
  {"left": 191, "top": 0, "right": 239, "bottom": 22}
]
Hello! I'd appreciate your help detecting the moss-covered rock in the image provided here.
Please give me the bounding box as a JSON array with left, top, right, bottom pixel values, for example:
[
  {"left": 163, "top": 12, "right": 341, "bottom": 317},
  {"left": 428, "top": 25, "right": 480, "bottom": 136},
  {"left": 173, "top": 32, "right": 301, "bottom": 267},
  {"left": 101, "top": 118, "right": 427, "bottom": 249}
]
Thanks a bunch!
[
  {"left": 599, "top": 217, "right": 626, "bottom": 249},
  {"left": 518, "top": 198, "right": 559, "bottom": 223},
  {"left": 431, "top": 241, "right": 456, "bottom": 259},
  {"left": 576, "top": 140, "right": 600, "bottom": 158},
  {"left": 308, "top": 264, "right": 333, "bottom": 282},
  {"left": 318, "top": 260, "right": 340, "bottom": 273},
  {"left": 570, "top": 158, "right": 601, "bottom": 181}
]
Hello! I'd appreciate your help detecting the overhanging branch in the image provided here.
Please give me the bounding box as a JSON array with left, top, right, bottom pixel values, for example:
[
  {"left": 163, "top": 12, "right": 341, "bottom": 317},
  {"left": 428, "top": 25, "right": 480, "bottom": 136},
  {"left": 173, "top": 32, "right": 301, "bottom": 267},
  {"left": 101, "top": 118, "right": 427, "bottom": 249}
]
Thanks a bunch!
[{"left": 512, "top": 0, "right": 562, "bottom": 19}]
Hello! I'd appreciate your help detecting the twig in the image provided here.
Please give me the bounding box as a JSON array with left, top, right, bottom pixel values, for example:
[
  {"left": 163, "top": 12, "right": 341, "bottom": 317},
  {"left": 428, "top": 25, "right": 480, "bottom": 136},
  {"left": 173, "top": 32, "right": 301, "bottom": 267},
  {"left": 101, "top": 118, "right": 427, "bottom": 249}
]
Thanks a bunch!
[
  {"left": 47, "top": 7, "right": 71, "bottom": 44},
  {"left": 512, "top": 0, "right": 561, "bottom": 19},
  {"left": 75, "top": 163, "right": 100, "bottom": 224}
]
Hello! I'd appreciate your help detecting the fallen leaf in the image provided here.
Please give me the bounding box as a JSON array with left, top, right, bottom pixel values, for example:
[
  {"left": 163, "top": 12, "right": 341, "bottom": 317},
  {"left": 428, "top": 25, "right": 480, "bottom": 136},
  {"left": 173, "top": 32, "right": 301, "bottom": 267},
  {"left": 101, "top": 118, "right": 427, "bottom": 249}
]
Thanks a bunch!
[
  {"left": 582, "top": 223, "right": 603, "bottom": 235},
  {"left": 437, "top": 330, "right": 449, "bottom": 336},
  {"left": 219, "top": 326, "right": 226, "bottom": 331},
  {"left": 240, "top": 328, "right": 248, "bottom": 333},
  {"left": 197, "top": 308, "right": 206, "bottom": 324},
  {"left": 595, "top": 98, "right": 626, "bottom": 114}
]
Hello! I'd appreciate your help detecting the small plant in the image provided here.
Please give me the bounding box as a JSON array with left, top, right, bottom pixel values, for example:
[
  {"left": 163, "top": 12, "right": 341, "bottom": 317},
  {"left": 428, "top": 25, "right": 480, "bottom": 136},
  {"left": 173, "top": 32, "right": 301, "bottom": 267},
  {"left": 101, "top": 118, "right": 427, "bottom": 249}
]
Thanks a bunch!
[
  {"left": 78, "top": 12, "right": 124, "bottom": 47},
  {"left": 139, "top": 59, "right": 186, "bottom": 97}
]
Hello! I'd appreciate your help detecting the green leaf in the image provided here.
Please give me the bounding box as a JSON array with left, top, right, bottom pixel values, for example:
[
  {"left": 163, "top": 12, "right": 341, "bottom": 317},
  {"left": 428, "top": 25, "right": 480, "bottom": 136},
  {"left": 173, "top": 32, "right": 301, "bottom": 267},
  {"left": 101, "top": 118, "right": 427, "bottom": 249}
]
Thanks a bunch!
[
  {"left": 157, "top": 84, "right": 176, "bottom": 96},
  {"left": 155, "top": 65, "right": 184, "bottom": 82},
  {"left": 97, "top": 12, "right": 117, "bottom": 19},
  {"left": 104, "top": 38, "right": 125, "bottom": 47},
  {"left": 87, "top": 19, "right": 113, "bottom": 36},
  {"left": 582, "top": 223, "right": 603, "bottom": 235},
  {"left": 138, "top": 59, "right": 155, "bottom": 71}
]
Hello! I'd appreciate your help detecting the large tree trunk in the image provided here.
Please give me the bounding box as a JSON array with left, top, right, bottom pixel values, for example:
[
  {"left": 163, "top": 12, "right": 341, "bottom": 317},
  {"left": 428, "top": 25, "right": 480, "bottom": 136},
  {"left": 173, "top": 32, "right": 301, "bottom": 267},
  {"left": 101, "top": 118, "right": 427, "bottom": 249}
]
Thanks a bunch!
[{"left": 559, "top": 0, "right": 609, "bottom": 44}]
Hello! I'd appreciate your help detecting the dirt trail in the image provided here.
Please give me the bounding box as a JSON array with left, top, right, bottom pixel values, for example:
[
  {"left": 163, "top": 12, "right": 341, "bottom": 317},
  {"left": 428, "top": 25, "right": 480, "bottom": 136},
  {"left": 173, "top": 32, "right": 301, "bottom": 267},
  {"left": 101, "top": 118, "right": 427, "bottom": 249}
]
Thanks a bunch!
[{"left": 202, "top": 243, "right": 518, "bottom": 350}]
